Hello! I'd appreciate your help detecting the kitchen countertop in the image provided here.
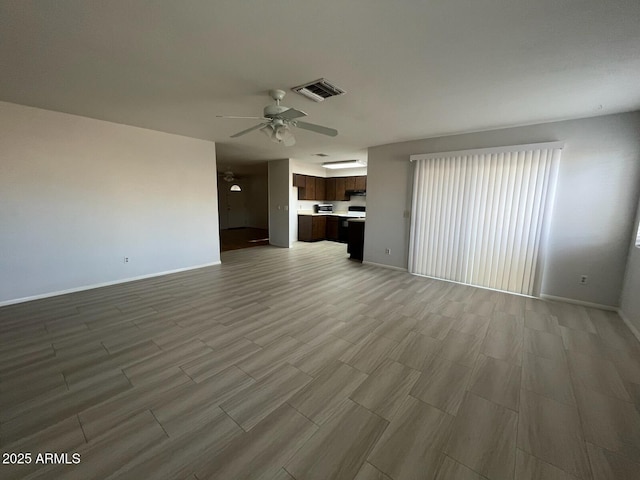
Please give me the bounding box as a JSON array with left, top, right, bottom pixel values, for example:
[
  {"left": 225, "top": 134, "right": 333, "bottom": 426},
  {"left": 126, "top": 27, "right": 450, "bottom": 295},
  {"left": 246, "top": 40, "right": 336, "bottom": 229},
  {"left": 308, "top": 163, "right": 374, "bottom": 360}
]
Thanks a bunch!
[{"left": 298, "top": 211, "right": 366, "bottom": 218}]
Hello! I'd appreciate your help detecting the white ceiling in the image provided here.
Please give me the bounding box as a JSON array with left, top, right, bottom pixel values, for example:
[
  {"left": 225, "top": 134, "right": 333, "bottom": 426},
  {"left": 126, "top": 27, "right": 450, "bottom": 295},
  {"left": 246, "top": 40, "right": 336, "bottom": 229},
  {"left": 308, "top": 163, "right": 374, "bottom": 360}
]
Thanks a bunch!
[{"left": 1, "top": 1, "right": 639, "bottom": 168}]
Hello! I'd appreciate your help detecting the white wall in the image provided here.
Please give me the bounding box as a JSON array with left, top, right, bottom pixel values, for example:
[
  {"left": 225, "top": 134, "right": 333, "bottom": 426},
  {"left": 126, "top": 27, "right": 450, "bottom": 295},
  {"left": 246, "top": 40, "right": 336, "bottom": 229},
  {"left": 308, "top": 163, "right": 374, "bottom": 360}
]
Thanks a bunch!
[
  {"left": 365, "top": 112, "right": 640, "bottom": 307},
  {"left": 291, "top": 160, "right": 327, "bottom": 178},
  {"left": 0, "top": 102, "right": 220, "bottom": 305},
  {"left": 326, "top": 167, "right": 368, "bottom": 177},
  {"left": 290, "top": 159, "right": 367, "bottom": 178},
  {"left": 620, "top": 199, "right": 640, "bottom": 335},
  {"left": 268, "top": 159, "right": 291, "bottom": 247}
]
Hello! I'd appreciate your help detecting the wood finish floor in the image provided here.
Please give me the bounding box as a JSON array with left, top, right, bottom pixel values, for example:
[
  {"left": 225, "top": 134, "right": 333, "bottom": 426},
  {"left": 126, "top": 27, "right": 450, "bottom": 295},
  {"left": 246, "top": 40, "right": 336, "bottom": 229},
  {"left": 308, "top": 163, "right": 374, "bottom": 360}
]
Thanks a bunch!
[
  {"left": 219, "top": 228, "right": 270, "bottom": 252},
  {"left": 2, "top": 241, "right": 640, "bottom": 479}
]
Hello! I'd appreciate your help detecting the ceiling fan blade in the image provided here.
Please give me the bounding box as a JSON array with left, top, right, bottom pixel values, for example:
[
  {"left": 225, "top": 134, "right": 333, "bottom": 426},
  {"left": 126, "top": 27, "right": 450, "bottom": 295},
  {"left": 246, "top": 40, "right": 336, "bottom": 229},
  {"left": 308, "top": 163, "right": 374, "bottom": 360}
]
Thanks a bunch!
[
  {"left": 230, "top": 123, "right": 269, "bottom": 138},
  {"left": 294, "top": 121, "right": 338, "bottom": 137},
  {"left": 277, "top": 108, "right": 307, "bottom": 120},
  {"left": 217, "top": 115, "right": 267, "bottom": 119}
]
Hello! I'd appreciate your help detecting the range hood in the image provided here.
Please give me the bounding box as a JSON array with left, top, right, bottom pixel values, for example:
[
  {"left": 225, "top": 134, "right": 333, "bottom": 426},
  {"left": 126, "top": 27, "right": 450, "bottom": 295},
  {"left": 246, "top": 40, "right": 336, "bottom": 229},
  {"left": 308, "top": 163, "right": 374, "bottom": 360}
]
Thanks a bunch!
[{"left": 346, "top": 189, "right": 366, "bottom": 196}]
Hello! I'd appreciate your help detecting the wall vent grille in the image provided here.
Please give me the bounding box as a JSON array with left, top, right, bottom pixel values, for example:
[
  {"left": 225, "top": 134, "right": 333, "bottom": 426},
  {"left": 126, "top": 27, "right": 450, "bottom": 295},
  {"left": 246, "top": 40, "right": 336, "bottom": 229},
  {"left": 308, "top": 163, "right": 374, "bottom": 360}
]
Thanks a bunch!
[{"left": 292, "top": 79, "right": 345, "bottom": 102}]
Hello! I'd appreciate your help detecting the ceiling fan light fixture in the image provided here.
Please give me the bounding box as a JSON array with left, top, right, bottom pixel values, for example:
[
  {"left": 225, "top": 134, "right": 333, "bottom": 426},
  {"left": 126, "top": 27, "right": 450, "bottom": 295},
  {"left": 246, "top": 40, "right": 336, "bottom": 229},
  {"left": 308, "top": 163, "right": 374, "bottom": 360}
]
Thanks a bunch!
[
  {"left": 274, "top": 124, "right": 286, "bottom": 142},
  {"left": 261, "top": 123, "right": 295, "bottom": 146},
  {"left": 322, "top": 160, "right": 366, "bottom": 169},
  {"left": 260, "top": 124, "right": 274, "bottom": 139},
  {"left": 276, "top": 124, "right": 296, "bottom": 146},
  {"left": 222, "top": 170, "right": 235, "bottom": 182}
]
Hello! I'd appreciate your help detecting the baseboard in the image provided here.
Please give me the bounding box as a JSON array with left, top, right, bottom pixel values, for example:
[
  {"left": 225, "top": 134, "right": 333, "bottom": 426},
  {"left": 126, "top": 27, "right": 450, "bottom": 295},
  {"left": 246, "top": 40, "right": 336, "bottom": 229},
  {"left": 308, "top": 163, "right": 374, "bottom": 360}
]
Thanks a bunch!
[
  {"left": 362, "top": 260, "right": 408, "bottom": 272},
  {"left": 539, "top": 294, "right": 618, "bottom": 311},
  {"left": 617, "top": 309, "right": 640, "bottom": 344},
  {"left": 410, "top": 272, "right": 537, "bottom": 298},
  {"left": 0, "top": 261, "right": 221, "bottom": 307}
]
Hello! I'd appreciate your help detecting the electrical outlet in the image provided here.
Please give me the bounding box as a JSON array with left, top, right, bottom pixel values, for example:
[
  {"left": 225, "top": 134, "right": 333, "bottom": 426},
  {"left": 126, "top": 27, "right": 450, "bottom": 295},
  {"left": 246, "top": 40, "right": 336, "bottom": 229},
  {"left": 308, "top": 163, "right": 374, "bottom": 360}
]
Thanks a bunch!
[
  {"left": 385, "top": 248, "right": 391, "bottom": 255},
  {"left": 124, "top": 257, "right": 129, "bottom": 264},
  {"left": 579, "top": 275, "right": 588, "bottom": 285}
]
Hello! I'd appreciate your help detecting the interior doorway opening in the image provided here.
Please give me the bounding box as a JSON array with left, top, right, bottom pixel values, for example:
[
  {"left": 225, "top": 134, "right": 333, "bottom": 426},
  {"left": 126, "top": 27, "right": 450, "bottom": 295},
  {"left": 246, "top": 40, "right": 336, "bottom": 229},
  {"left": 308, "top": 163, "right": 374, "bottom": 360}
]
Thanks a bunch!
[{"left": 217, "top": 163, "right": 269, "bottom": 252}]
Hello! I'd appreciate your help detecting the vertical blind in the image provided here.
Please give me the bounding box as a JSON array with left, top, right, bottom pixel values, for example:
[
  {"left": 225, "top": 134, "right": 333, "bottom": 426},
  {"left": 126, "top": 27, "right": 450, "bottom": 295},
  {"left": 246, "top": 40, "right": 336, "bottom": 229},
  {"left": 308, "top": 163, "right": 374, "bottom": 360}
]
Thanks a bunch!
[{"left": 408, "top": 143, "right": 562, "bottom": 296}]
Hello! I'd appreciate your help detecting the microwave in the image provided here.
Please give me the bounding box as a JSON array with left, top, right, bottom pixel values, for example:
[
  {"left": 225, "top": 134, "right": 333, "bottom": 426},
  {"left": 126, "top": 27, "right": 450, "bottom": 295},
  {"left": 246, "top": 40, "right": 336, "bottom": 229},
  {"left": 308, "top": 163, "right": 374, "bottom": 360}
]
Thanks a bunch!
[{"left": 314, "top": 204, "right": 334, "bottom": 213}]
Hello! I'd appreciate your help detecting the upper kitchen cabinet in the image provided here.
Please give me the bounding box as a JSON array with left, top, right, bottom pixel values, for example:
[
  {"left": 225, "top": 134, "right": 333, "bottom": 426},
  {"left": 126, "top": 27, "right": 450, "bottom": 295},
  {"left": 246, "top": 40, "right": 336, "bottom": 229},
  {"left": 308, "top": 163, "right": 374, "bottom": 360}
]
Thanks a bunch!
[
  {"left": 303, "top": 175, "right": 316, "bottom": 200},
  {"left": 326, "top": 178, "right": 336, "bottom": 200},
  {"left": 315, "top": 177, "right": 326, "bottom": 200},
  {"left": 335, "top": 177, "right": 348, "bottom": 201},
  {"left": 293, "top": 174, "right": 306, "bottom": 188},
  {"left": 294, "top": 174, "right": 366, "bottom": 201},
  {"left": 345, "top": 176, "right": 356, "bottom": 191}
]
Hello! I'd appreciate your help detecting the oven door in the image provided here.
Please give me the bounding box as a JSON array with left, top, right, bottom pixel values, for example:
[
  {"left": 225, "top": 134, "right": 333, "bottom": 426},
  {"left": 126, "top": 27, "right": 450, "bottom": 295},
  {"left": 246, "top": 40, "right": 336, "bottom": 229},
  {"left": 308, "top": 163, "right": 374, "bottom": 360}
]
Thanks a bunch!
[{"left": 338, "top": 218, "right": 349, "bottom": 243}]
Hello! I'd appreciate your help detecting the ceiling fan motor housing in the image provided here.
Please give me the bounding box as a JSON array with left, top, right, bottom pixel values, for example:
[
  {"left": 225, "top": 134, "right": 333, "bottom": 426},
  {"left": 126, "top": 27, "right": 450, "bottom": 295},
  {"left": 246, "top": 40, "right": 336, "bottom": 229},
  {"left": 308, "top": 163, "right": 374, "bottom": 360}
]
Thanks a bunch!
[{"left": 263, "top": 104, "right": 289, "bottom": 118}]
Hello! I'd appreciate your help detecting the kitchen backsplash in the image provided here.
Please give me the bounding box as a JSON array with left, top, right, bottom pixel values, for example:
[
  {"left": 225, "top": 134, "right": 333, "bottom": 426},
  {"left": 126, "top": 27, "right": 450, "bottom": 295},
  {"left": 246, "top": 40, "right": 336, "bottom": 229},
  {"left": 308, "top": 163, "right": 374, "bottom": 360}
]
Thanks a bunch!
[{"left": 298, "top": 196, "right": 366, "bottom": 212}]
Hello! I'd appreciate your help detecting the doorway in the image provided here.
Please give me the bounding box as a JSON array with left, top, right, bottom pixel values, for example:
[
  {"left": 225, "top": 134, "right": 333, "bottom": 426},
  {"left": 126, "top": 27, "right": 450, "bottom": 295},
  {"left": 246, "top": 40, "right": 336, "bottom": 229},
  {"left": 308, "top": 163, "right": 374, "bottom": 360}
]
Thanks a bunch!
[
  {"left": 217, "top": 167, "right": 270, "bottom": 252},
  {"left": 226, "top": 185, "right": 247, "bottom": 229}
]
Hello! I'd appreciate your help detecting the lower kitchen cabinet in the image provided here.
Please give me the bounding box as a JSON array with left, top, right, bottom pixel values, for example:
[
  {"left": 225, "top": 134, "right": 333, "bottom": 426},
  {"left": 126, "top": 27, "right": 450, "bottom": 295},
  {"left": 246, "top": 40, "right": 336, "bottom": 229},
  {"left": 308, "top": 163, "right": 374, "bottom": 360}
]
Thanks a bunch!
[
  {"left": 326, "top": 216, "right": 339, "bottom": 241},
  {"left": 298, "top": 215, "right": 327, "bottom": 242}
]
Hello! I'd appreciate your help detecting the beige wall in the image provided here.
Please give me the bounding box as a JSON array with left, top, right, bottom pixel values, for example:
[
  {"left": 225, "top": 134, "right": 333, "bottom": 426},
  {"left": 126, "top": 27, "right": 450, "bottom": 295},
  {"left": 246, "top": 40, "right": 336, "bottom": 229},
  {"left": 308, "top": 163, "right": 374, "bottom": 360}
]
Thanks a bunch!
[
  {"left": 268, "top": 159, "right": 291, "bottom": 247},
  {"left": 246, "top": 173, "right": 269, "bottom": 229},
  {"left": 365, "top": 112, "right": 640, "bottom": 307},
  {"left": 0, "top": 102, "right": 220, "bottom": 305}
]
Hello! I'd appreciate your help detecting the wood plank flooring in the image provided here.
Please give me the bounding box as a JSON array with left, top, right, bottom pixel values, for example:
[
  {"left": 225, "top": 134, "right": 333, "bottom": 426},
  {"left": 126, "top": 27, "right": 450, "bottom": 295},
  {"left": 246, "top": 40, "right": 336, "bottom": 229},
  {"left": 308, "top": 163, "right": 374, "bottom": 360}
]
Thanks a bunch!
[
  {"left": 2, "top": 241, "right": 640, "bottom": 479},
  {"left": 219, "top": 227, "right": 270, "bottom": 252}
]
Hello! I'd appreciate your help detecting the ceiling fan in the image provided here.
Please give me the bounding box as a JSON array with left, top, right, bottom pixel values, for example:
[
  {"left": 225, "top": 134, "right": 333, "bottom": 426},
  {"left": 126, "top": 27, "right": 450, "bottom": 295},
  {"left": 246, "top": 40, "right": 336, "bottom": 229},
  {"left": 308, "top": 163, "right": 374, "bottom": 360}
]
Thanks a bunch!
[
  {"left": 218, "top": 169, "right": 239, "bottom": 182},
  {"left": 217, "top": 89, "right": 338, "bottom": 146}
]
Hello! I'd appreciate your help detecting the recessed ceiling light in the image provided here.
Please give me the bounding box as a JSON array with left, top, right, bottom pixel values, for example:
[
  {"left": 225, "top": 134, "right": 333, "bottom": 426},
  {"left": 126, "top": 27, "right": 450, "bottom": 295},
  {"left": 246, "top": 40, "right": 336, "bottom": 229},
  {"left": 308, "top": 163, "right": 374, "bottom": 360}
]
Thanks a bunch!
[{"left": 322, "top": 160, "right": 366, "bottom": 169}]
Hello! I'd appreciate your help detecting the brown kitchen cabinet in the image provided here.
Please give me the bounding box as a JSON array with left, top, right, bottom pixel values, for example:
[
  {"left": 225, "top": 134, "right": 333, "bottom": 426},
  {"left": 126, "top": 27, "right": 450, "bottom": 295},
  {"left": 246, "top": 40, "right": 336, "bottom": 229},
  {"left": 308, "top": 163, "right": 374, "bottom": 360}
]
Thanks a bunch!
[
  {"left": 296, "top": 174, "right": 321, "bottom": 200},
  {"left": 315, "top": 177, "right": 326, "bottom": 201},
  {"left": 293, "top": 174, "right": 306, "bottom": 188},
  {"left": 303, "top": 175, "right": 316, "bottom": 200},
  {"left": 326, "top": 216, "right": 339, "bottom": 241},
  {"left": 326, "top": 178, "right": 336, "bottom": 201},
  {"left": 298, "top": 215, "right": 327, "bottom": 241},
  {"left": 294, "top": 174, "right": 366, "bottom": 201},
  {"left": 335, "top": 177, "right": 347, "bottom": 200},
  {"left": 312, "top": 215, "right": 327, "bottom": 240}
]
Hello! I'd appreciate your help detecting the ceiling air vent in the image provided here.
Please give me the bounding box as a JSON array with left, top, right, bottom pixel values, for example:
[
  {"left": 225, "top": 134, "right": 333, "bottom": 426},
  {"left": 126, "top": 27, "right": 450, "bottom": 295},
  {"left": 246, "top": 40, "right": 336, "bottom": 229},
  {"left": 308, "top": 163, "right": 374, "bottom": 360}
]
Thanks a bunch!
[{"left": 292, "top": 79, "right": 345, "bottom": 102}]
